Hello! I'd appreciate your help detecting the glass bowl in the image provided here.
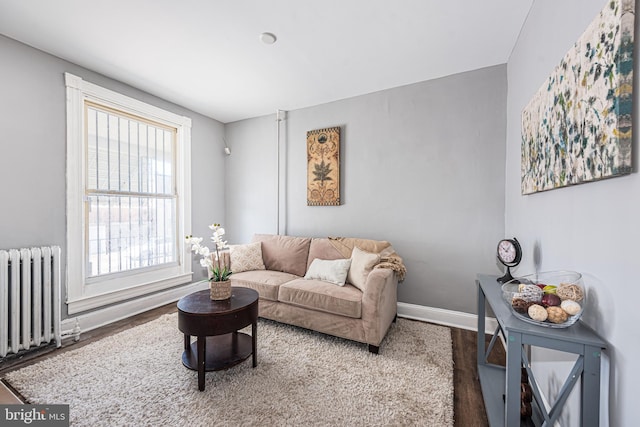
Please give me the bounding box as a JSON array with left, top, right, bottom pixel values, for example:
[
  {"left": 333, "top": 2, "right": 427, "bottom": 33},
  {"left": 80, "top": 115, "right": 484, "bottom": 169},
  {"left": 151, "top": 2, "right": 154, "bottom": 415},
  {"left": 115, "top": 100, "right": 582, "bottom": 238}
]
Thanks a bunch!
[{"left": 501, "top": 271, "right": 585, "bottom": 328}]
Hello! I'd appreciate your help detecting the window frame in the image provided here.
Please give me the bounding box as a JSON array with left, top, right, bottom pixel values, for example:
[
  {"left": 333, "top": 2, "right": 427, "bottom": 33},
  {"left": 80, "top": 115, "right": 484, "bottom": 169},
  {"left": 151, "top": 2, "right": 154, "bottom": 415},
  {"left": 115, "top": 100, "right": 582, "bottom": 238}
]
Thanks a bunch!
[{"left": 65, "top": 72, "right": 192, "bottom": 315}]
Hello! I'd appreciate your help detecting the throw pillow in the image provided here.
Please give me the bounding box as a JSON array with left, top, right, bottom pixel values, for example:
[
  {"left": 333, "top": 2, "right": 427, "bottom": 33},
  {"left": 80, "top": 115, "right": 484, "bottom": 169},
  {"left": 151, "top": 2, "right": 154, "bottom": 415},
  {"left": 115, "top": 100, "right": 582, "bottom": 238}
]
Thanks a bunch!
[
  {"left": 304, "top": 258, "right": 352, "bottom": 286},
  {"left": 229, "top": 242, "right": 266, "bottom": 273},
  {"left": 306, "top": 238, "right": 346, "bottom": 270},
  {"left": 251, "top": 234, "right": 311, "bottom": 276},
  {"left": 347, "top": 247, "right": 381, "bottom": 292}
]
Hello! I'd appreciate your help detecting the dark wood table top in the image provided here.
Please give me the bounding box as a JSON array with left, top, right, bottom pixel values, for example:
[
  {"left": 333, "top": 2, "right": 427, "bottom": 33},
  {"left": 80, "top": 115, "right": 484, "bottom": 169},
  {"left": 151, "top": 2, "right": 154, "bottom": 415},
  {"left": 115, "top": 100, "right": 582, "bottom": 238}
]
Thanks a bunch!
[
  {"left": 177, "top": 287, "right": 259, "bottom": 317},
  {"left": 177, "top": 287, "right": 259, "bottom": 337}
]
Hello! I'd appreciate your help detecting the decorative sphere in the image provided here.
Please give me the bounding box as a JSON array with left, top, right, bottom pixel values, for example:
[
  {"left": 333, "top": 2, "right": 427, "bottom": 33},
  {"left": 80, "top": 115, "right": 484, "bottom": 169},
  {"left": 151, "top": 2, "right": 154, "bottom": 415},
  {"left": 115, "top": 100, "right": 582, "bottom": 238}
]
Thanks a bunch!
[
  {"left": 528, "top": 304, "right": 548, "bottom": 322},
  {"left": 556, "top": 283, "right": 584, "bottom": 301},
  {"left": 546, "top": 306, "right": 569, "bottom": 324},
  {"left": 560, "top": 300, "right": 581, "bottom": 316},
  {"left": 541, "top": 293, "right": 561, "bottom": 307}
]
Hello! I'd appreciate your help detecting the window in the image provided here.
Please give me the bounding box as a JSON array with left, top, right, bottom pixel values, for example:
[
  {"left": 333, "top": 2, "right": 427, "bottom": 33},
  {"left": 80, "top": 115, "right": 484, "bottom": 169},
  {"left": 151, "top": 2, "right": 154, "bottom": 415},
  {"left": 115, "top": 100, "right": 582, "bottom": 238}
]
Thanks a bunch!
[
  {"left": 85, "top": 103, "right": 177, "bottom": 277},
  {"left": 65, "top": 73, "right": 192, "bottom": 314}
]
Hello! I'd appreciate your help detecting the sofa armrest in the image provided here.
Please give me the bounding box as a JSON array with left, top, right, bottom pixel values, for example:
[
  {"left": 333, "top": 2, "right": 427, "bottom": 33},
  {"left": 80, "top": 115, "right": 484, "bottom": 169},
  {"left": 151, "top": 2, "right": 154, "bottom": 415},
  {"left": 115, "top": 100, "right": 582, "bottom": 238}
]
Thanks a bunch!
[{"left": 361, "top": 268, "right": 398, "bottom": 346}]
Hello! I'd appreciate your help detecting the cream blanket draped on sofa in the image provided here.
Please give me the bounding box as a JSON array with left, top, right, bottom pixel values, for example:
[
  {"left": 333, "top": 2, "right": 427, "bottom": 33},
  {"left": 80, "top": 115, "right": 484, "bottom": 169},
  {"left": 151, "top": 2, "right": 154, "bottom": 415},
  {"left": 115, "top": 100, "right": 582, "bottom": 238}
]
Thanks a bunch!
[{"left": 328, "top": 237, "right": 407, "bottom": 281}]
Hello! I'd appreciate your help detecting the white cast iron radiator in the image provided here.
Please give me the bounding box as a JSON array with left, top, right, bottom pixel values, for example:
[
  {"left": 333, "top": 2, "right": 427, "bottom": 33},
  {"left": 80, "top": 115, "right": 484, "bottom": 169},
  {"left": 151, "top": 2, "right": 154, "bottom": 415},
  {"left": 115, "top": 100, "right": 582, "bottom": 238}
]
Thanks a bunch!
[{"left": 0, "top": 246, "right": 62, "bottom": 358}]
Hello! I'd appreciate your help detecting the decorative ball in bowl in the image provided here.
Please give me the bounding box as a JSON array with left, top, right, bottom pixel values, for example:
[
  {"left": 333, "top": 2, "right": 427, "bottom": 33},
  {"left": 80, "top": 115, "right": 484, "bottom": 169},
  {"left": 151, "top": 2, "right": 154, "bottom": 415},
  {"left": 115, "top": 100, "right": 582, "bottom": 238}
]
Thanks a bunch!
[{"left": 501, "top": 271, "right": 585, "bottom": 328}]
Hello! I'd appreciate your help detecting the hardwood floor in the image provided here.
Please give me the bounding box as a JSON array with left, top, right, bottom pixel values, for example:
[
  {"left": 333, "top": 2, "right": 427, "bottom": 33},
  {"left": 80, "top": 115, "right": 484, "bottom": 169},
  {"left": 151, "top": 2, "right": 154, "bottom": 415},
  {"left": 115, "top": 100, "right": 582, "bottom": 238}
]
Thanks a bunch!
[
  {"left": 0, "top": 305, "right": 505, "bottom": 425},
  {"left": 452, "top": 327, "right": 506, "bottom": 427}
]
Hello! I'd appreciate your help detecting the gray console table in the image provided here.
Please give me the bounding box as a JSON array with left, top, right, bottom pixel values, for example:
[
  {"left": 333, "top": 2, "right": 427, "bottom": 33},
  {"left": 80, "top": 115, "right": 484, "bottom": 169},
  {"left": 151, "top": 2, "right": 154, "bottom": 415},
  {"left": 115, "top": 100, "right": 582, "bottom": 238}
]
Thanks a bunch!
[{"left": 476, "top": 274, "right": 606, "bottom": 427}]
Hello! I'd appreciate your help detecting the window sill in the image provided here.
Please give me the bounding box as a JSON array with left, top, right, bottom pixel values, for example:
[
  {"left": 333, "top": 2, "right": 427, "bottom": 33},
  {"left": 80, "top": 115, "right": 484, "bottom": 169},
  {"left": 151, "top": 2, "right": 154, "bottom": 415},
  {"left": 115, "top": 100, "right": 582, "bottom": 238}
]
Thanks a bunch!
[{"left": 67, "top": 272, "right": 193, "bottom": 315}]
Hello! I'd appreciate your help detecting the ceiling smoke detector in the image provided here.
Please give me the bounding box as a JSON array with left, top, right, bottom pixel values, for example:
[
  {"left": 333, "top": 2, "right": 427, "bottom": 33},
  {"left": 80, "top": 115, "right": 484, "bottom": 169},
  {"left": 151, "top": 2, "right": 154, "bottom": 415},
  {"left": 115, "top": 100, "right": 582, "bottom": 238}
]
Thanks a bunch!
[{"left": 259, "top": 32, "right": 277, "bottom": 45}]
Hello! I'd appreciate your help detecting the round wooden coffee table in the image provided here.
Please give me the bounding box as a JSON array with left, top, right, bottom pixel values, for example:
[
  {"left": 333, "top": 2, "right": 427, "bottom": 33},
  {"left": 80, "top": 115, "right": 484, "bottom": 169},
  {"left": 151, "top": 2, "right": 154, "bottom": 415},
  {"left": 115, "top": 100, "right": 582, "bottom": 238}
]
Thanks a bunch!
[{"left": 177, "top": 287, "right": 259, "bottom": 391}]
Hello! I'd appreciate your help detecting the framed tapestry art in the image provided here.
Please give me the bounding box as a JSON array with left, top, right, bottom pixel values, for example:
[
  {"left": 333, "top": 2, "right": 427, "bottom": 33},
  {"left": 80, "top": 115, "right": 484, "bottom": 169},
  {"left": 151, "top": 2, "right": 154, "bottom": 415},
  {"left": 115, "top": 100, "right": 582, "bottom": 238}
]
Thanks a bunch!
[
  {"left": 307, "top": 127, "right": 340, "bottom": 206},
  {"left": 521, "top": 0, "right": 634, "bottom": 194}
]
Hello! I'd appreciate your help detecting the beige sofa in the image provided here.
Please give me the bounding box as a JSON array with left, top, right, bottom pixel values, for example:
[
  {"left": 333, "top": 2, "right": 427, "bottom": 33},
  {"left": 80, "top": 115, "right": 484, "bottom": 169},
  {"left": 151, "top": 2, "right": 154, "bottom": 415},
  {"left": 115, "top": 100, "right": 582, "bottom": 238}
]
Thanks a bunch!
[{"left": 228, "top": 234, "right": 403, "bottom": 353}]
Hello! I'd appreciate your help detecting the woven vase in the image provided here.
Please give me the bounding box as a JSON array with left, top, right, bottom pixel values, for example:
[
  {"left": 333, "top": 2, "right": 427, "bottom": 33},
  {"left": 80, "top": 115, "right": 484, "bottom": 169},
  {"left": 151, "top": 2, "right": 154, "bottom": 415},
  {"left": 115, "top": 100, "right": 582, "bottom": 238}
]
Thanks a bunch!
[{"left": 210, "top": 280, "right": 231, "bottom": 300}]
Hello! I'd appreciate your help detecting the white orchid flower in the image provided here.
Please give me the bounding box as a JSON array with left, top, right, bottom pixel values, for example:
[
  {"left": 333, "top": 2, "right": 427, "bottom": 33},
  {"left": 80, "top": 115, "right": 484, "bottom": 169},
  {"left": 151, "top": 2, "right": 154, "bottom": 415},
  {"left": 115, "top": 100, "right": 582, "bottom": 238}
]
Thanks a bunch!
[
  {"left": 187, "top": 222, "right": 232, "bottom": 282},
  {"left": 208, "top": 223, "right": 223, "bottom": 231},
  {"left": 185, "top": 236, "right": 203, "bottom": 246},
  {"left": 211, "top": 229, "right": 228, "bottom": 250}
]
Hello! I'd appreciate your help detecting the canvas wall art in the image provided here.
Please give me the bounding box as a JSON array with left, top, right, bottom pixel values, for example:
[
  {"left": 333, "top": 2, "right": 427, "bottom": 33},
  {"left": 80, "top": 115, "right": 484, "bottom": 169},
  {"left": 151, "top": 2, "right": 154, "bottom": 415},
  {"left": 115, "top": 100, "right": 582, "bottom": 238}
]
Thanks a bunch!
[
  {"left": 307, "top": 127, "right": 340, "bottom": 206},
  {"left": 521, "top": 0, "right": 634, "bottom": 195}
]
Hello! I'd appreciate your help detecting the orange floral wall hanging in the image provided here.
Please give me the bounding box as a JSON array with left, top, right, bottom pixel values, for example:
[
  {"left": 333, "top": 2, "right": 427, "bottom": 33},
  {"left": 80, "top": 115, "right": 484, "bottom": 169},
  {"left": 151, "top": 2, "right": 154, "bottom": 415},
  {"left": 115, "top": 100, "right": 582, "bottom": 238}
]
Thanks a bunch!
[{"left": 307, "top": 127, "right": 340, "bottom": 206}]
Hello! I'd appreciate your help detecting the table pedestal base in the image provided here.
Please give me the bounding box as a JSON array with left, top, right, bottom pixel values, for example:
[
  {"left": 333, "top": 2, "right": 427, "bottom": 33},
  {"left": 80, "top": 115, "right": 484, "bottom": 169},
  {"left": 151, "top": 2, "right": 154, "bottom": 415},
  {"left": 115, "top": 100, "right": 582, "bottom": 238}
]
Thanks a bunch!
[{"left": 182, "top": 332, "right": 255, "bottom": 390}]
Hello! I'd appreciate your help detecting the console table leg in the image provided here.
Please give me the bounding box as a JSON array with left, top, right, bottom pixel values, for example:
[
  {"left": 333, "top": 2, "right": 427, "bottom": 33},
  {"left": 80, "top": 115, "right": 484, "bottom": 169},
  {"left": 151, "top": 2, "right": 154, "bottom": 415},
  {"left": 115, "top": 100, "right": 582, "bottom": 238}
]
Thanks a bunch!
[
  {"left": 184, "top": 334, "right": 190, "bottom": 353},
  {"left": 506, "top": 332, "right": 522, "bottom": 426},
  {"left": 582, "top": 345, "right": 602, "bottom": 427},
  {"left": 476, "top": 281, "right": 486, "bottom": 374},
  {"left": 197, "top": 336, "right": 206, "bottom": 391}
]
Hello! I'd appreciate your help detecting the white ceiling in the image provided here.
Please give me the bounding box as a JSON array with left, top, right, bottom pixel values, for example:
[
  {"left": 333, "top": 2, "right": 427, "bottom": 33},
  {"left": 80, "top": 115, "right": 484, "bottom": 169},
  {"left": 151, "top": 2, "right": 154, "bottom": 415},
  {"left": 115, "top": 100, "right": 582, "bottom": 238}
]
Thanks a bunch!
[{"left": 0, "top": 0, "right": 533, "bottom": 123}]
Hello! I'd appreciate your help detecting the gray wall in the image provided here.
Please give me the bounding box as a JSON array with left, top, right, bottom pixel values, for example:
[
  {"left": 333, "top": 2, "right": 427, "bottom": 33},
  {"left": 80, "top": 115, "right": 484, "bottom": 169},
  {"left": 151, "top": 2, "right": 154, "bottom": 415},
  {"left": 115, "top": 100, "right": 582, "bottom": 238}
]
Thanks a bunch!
[
  {"left": 0, "top": 35, "right": 225, "bottom": 308},
  {"left": 506, "top": 1, "right": 639, "bottom": 425},
  {"left": 225, "top": 65, "right": 507, "bottom": 314}
]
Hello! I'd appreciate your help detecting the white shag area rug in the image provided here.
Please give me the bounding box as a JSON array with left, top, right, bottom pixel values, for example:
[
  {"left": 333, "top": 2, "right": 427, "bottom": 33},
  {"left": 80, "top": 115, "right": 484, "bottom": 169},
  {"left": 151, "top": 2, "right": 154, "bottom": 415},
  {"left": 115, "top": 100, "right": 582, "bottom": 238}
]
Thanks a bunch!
[{"left": 4, "top": 314, "right": 453, "bottom": 427}]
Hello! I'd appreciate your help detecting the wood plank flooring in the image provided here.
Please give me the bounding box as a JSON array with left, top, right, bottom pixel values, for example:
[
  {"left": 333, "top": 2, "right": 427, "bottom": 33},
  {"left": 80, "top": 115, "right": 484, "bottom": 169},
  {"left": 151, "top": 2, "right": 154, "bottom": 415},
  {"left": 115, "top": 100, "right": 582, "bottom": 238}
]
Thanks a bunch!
[
  {"left": 0, "top": 304, "right": 505, "bottom": 426},
  {"left": 452, "top": 327, "right": 506, "bottom": 426}
]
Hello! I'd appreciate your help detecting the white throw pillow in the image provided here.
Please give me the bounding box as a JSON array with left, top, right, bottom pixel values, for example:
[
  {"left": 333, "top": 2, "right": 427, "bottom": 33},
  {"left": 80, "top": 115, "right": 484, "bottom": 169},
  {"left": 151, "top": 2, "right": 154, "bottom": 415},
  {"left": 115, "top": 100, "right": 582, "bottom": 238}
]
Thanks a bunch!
[
  {"left": 347, "top": 247, "right": 381, "bottom": 292},
  {"left": 229, "top": 242, "right": 266, "bottom": 273},
  {"left": 304, "top": 258, "right": 352, "bottom": 286}
]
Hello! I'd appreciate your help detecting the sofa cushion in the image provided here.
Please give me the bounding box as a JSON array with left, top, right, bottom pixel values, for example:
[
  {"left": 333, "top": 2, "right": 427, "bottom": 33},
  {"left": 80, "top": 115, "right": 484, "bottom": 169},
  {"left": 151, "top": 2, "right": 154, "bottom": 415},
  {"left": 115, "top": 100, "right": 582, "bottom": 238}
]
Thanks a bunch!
[
  {"left": 304, "top": 258, "right": 352, "bottom": 286},
  {"left": 229, "top": 242, "right": 266, "bottom": 273},
  {"left": 347, "top": 247, "right": 381, "bottom": 292},
  {"left": 252, "top": 234, "right": 311, "bottom": 277},
  {"left": 230, "top": 270, "right": 299, "bottom": 301},
  {"left": 279, "top": 278, "right": 362, "bottom": 318},
  {"left": 306, "top": 238, "right": 346, "bottom": 270}
]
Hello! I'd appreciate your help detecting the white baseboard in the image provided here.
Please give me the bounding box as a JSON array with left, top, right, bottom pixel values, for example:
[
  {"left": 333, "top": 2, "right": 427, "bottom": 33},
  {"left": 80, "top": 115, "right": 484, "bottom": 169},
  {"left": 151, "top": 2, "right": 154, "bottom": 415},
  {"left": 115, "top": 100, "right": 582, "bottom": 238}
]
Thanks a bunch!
[
  {"left": 61, "top": 292, "right": 499, "bottom": 342},
  {"left": 61, "top": 280, "right": 209, "bottom": 335},
  {"left": 397, "top": 302, "right": 499, "bottom": 335}
]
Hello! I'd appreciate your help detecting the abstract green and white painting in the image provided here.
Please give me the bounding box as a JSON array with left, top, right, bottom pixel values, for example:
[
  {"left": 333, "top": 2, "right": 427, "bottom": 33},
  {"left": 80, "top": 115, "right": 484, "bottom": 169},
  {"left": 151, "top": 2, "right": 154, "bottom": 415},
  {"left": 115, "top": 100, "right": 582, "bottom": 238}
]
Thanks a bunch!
[{"left": 521, "top": 0, "right": 634, "bottom": 195}]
